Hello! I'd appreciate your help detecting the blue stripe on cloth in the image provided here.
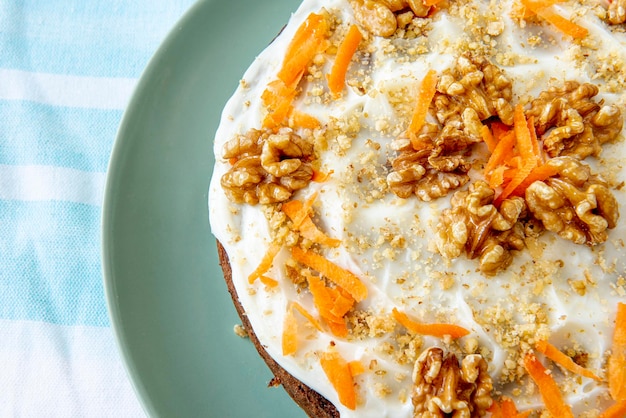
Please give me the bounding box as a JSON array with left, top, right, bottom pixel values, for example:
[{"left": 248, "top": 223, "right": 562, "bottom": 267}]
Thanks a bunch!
[
  {"left": 0, "top": 0, "right": 195, "bottom": 77},
  {"left": 0, "top": 100, "right": 121, "bottom": 173},
  {"left": 0, "top": 200, "right": 108, "bottom": 327}
]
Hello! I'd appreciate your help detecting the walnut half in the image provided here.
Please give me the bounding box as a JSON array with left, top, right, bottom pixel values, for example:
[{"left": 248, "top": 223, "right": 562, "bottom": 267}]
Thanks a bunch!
[
  {"left": 412, "top": 347, "right": 493, "bottom": 418},
  {"left": 220, "top": 128, "right": 315, "bottom": 205}
]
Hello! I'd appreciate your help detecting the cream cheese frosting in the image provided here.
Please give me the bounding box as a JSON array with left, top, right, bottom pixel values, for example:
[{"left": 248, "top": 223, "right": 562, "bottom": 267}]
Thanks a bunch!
[{"left": 209, "top": 0, "right": 626, "bottom": 416}]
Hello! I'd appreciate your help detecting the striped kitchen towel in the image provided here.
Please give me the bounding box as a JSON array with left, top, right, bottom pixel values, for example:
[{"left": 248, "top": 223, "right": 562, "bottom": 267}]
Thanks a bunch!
[{"left": 0, "top": 1, "right": 195, "bottom": 416}]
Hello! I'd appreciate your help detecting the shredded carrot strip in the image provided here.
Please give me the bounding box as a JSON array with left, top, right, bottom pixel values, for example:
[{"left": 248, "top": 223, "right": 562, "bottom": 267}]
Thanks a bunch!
[
  {"left": 282, "top": 304, "right": 298, "bottom": 356},
  {"left": 320, "top": 350, "right": 357, "bottom": 410},
  {"left": 312, "top": 169, "right": 333, "bottom": 183},
  {"left": 599, "top": 400, "right": 626, "bottom": 418},
  {"left": 513, "top": 104, "right": 536, "bottom": 162},
  {"left": 278, "top": 13, "right": 329, "bottom": 87},
  {"left": 408, "top": 69, "right": 439, "bottom": 150},
  {"left": 262, "top": 79, "right": 298, "bottom": 129},
  {"left": 282, "top": 198, "right": 341, "bottom": 247},
  {"left": 520, "top": 0, "right": 588, "bottom": 38},
  {"left": 489, "top": 397, "right": 528, "bottom": 418},
  {"left": 491, "top": 121, "right": 512, "bottom": 141},
  {"left": 306, "top": 274, "right": 350, "bottom": 337},
  {"left": 292, "top": 246, "right": 368, "bottom": 302},
  {"left": 609, "top": 302, "right": 626, "bottom": 401},
  {"left": 290, "top": 110, "right": 321, "bottom": 130},
  {"left": 248, "top": 243, "right": 282, "bottom": 284},
  {"left": 423, "top": 0, "right": 444, "bottom": 5},
  {"left": 259, "top": 275, "right": 279, "bottom": 288},
  {"left": 481, "top": 124, "right": 498, "bottom": 153},
  {"left": 527, "top": 115, "right": 542, "bottom": 163},
  {"left": 327, "top": 24, "right": 362, "bottom": 96},
  {"left": 535, "top": 340, "right": 602, "bottom": 381},
  {"left": 534, "top": 6, "right": 589, "bottom": 39},
  {"left": 510, "top": 162, "right": 559, "bottom": 197},
  {"left": 523, "top": 352, "right": 574, "bottom": 418},
  {"left": 291, "top": 301, "right": 323, "bottom": 332},
  {"left": 484, "top": 130, "right": 516, "bottom": 180},
  {"left": 487, "top": 400, "right": 503, "bottom": 418},
  {"left": 392, "top": 308, "right": 470, "bottom": 339},
  {"left": 348, "top": 360, "right": 365, "bottom": 376}
]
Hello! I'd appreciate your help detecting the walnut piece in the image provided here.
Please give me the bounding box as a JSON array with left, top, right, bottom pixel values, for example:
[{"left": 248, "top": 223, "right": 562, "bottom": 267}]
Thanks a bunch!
[
  {"left": 220, "top": 128, "right": 315, "bottom": 205},
  {"left": 526, "top": 81, "right": 623, "bottom": 159},
  {"left": 608, "top": 0, "right": 626, "bottom": 24},
  {"left": 349, "top": 0, "right": 432, "bottom": 37},
  {"left": 436, "top": 181, "right": 526, "bottom": 275},
  {"left": 525, "top": 157, "right": 619, "bottom": 245},
  {"left": 388, "top": 56, "right": 516, "bottom": 202},
  {"left": 412, "top": 347, "right": 493, "bottom": 418}
]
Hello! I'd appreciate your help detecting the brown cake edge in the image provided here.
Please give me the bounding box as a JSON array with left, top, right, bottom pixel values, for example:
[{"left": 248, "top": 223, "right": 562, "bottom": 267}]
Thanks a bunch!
[{"left": 217, "top": 240, "right": 340, "bottom": 418}]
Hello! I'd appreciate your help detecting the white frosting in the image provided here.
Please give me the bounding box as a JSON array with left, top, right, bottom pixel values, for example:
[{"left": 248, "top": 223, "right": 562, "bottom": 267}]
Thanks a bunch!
[{"left": 209, "top": 1, "right": 626, "bottom": 416}]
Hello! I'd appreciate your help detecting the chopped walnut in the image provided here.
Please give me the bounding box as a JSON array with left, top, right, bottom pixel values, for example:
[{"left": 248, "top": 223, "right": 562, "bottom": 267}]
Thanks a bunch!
[
  {"left": 388, "top": 56, "right": 515, "bottom": 202},
  {"left": 526, "top": 81, "right": 623, "bottom": 159},
  {"left": 607, "top": 0, "right": 626, "bottom": 24},
  {"left": 525, "top": 157, "right": 619, "bottom": 245},
  {"left": 412, "top": 347, "right": 493, "bottom": 418},
  {"left": 220, "top": 128, "right": 315, "bottom": 204},
  {"left": 349, "top": 0, "right": 432, "bottom": 37},
  {"left": 436, "top": 181, "right": 526, "bottom": 275}
]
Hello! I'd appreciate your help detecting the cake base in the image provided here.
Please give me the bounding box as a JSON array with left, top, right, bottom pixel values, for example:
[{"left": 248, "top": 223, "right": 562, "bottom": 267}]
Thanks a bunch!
[{"left": 217, "top": 241, "right": 340, "bottom": 418}]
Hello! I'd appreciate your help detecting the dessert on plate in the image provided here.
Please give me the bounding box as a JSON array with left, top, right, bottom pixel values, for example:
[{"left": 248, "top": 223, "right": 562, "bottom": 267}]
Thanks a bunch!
[{"left": 208, "top": 0, "right": 626, "bottom": 416}]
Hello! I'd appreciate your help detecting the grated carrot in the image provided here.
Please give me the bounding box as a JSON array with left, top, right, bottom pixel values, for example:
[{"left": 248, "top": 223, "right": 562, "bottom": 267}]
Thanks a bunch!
[
  {"left": 534, "top": 6, "right": 589, "bottom": 39},
  {"left": 481, "top": 124, "right": 498, "bottom": 153},
  {"left": 259, "top": 275, "right": 279, "bottom": 288},
  {"left": 509, "top": 163, "right": 559, "bottom": 197},
  {"left": 423, "top": 0, "right": 444, "bottom": 5},
  {"left": 277, "top": 13, "right": 329, "bottom": 87},
  {"left": 348, "top": 360, "right": 365, "bottom": 376},
  {"left": 609, "top": 302, "right": 626, "bottom": 401},
  {"left": 292, "top": 246, "right": 368, "bottom": 302},
  {"left": 262, "top": 79, "right": 298, "bottom": 129},
  {"left": 282, "top": 198, "right": 341, "bottom": 247},
  {"left": 484, "top": 130, "right": 517, "bottom": 182},
  {"left": 520, "top": 0, "right": 588, "bottom": 38},
  {"left": 392, "top": 308, "right": 470, "bottom": 339},
  {"left": 327, "top": 24, "right": 362, "bottom": 96},
  {"left": 248, "top": 243, "right": 282, "bottom": 284},
  {"left": 312, "top": 169, "right": 333, "bottom": 183},
  {"left": 291, "top": 301, "right": 323, "bottom": 332},
  {"left": 282, "top": 304, "right": 298, "bottom": 356},
  {"left": 535, "top": 340, "right": 602, "bottom": 381},
  {"left": 290, "top": 110, "right": 321, "bottom": 130},
  {"left": 408, "top": 69, "right": 439, "bottom": 150},
  {"left": 306, "top": 274, "right": 351, "bottom": 337},
  {"left": 320, "top": 350, "right": 357, "bottom": 410},
  {"left": 488, "top": 396, "right": 531, "bottom": 418},
  {"left": 599, "top": 400, "right": 626, "bottom": 418},
  {"left": 523, "top": 352, "right": 574, "bottom": 418}
]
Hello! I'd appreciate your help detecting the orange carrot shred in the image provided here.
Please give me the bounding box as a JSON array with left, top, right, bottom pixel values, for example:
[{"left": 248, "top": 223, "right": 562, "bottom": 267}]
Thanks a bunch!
[
  {"left": 481, "top": 124, "right": 498, "bottom": 153},
  {"left": 408, "top": 69, "right": 439, "bottom": 150},
  {"left": 423, "top": 0, "right": 444, "bottom": 5},
  {"left": 599, "top": 400, "right": 626, "bottom": 418},
  {"left": 327, "top": 24, "right": 362, "bottom": 96},
  {"left": 290, "top": 110, "right": 321, "bottom": 130},
  {"left": 484, "top": 130, "right": 517, "bottom": 179},
  {"left": 259, "top": 275, "right": 279, "bottom": 288},
  {"left": 292, "top": 246, "right": 368, "bottom": 302},
  {"left": 248, "top": 243, "right": 282, "bottom": 284},
  {"left": 609, "top": 302, "right": 626, "bottom": 401},
  {"left": 527, "top": 115, "right": 542, "bottom": 163},
  {"left": 282, "top": 198, "right": 341, "bottom": 247},
  {"left": 306, "top": 274, "right": 350, "bottom": 337},
  {"left": 392, "top": 308, "right": 470, "bottom": 339},
  {"left": 535, "top": 340, "right": 602, "bottom": 381},
  {"left": 348, "top": 360, "right": 365, "bottom": 376},
  {"left": 487, "top": 400, "right": 503, "bottom": 418},
  {"left": 291, "top": 301, "right": 323, "bottom": 332},
  {"left": 320, "top": 350, "right": 357, "bottom": 410},
  {"left": 278, "top": 13, "right": 329, "bottom": 87},
  {"left": 282, "top": 304, "right": 298, "bottom": 356},
  {"left": 312, "top": 169, "right": 333, "bottom": 183},
  {"left": 496, "top": 159, "right": 537, "bottom": 204},
  {"left": 513, "top": 104, "right": 536, "bottom": 162},
  {"left": 510, "top": 161, "right": 559, "bottom": 197},
  {"left": 523, "top": 352, "right": 574, "bottom": 418},
  {"left": 534, "top": 6, "right": 589, "bottom": 39}
]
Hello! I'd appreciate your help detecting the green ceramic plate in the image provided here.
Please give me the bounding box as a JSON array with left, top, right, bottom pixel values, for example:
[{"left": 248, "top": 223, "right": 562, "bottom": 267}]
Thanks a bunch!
[{"left": 102, "top": 0, "right": 307, "bottom": 416}]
